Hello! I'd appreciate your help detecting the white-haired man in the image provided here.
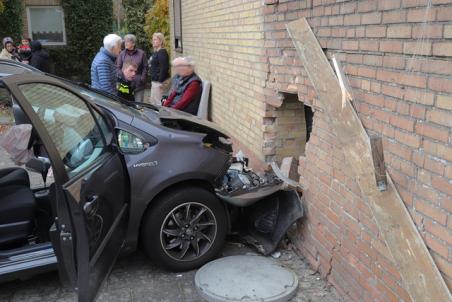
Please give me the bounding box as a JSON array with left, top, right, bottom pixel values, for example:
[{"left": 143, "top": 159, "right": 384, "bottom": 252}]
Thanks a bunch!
[
  {"left": 162, "top": 57, "right": 202, "bottom": 115},
  {"left": 91, "top": 34, "right": 122, "bottom": 94}
]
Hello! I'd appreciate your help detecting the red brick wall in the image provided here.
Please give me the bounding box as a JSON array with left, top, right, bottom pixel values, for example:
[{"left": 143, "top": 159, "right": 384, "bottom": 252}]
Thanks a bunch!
[{"left": 263, "top": 0, "right": 452, "bottom": 301}]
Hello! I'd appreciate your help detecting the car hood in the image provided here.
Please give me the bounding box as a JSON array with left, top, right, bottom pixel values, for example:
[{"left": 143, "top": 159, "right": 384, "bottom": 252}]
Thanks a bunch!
[{"left": 157, "top": 106, "right": 230, "bottom": 139}]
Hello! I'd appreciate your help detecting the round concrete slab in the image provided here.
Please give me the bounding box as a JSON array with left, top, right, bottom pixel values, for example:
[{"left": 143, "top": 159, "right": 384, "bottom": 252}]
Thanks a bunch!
[{"left": 195, "top": 255, "right": 298, "bottom": 302}]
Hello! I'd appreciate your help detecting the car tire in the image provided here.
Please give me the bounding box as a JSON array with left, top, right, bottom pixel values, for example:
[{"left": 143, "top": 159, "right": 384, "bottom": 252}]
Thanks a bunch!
[{"left": 141, "top": 186, "right": 227, "bottom": 271}]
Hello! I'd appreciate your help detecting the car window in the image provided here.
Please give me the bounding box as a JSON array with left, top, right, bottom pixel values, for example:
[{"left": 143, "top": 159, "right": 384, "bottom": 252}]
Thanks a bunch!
[
  {"left": 18, "top": 83, "right": 106, "bottom": 178},
  {"left": 0, "top": 84, "right": 54, "bottom": 188}
]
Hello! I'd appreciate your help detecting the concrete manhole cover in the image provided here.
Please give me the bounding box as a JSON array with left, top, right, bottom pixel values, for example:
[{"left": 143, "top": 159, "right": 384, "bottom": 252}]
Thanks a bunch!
[{"left": 195, "top": 255, "right": 298, "bottom": 302}]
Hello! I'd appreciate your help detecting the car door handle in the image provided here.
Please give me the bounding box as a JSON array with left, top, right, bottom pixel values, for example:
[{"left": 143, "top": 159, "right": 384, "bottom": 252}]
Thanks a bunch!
[{"left": 83, "top": 195, "right": 99, "bottom": 215}]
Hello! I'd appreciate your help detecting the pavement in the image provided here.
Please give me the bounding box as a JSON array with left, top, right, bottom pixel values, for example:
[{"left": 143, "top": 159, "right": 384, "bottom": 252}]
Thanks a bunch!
[
  {"left": 0, "top": 109, "right": 340, "bottom": 302},
  {"left": 0, "top": 243, "right": 340, "bottom": 302}
]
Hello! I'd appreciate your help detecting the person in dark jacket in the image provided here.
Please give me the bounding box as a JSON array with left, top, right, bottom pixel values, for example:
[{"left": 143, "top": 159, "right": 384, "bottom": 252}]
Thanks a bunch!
[
  {"left": 117, "top": 60, "right": 137, "bottom": 102},
  {"left": 29, "top": 40, "right": 50, "bottom": 72},
  {"left": 116, "top": 34, "right": 147, "bottom": 102},
  {"left": 91, "top": 34, "right": 123, "bottom": 95},
  {"left": 149, "top": 32, "right": 170, "bottom": 105},
  {"left": 163, "top": 57, "right": 202, "bottom": 115}
]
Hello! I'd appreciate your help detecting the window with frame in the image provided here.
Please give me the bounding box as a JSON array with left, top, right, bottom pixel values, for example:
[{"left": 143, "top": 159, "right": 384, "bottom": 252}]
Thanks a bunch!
[
  {"left": 173, "top": 0, "right": 183, "bottom": 51},
  {"left": 18, "top": 83, "right": 107, "bottom": 178},
  {"left": 27, "top": 6, "right": 67, "bottom": 45}
]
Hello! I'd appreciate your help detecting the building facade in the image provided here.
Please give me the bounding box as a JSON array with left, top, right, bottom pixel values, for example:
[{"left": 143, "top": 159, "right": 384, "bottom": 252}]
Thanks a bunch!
[{"left": 169, "top": 0, "right": 452, "bottom": 300}]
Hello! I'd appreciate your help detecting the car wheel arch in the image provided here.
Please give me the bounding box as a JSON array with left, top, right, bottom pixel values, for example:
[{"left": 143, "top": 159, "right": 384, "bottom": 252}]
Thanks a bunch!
[{"left": 137, "top": 179, "right": 231, "bottom": 246}]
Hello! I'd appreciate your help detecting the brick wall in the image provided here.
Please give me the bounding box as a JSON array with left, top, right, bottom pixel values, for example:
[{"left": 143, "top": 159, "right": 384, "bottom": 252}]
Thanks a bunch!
[
  {"left": 169, "top": 0, "right": 269, "bottom": 162},
  {"left": 171, "top": 0, "right": 452, "bottom": 300},
  {"left": 263, "top": 0, "right": 452, "bottom": 301}
]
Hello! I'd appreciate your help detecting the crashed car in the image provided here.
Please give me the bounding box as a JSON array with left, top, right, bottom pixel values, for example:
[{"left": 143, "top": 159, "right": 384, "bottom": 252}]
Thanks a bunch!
[{"left": 0, "top": 59, "right": 303, "bottom": 301}]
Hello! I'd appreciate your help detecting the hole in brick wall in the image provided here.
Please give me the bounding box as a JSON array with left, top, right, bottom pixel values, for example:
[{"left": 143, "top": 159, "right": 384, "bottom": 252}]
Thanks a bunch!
[{"left": 272, "top": 92, "right": 313, "bottom": 162}]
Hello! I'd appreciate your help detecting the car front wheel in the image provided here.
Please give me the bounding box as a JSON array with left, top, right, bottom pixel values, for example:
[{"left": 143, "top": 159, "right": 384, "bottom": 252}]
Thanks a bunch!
[{"left": 141, "top": 186, "right": 227, "bottom": 271}]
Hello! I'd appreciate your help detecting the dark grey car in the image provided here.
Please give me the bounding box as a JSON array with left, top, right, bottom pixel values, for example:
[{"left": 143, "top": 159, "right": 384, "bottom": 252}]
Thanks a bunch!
[{"left": 0, "top": 60, "right": 303, "bottom": 301}]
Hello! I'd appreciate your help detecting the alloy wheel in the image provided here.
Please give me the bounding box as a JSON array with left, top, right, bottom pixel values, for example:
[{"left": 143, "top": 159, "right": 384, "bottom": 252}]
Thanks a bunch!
[{"left": 160, "top": 202, "right": 217, "bottom": 262}]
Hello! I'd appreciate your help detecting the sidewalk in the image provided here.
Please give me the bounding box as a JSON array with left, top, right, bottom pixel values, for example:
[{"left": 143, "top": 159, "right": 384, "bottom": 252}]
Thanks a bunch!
[{"left": 0, "top": 243, "right": 341, "bottom": 302}]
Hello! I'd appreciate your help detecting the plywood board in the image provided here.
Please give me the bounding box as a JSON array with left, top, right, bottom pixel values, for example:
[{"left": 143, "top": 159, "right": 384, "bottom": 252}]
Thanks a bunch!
[{"left": 287, "top": 18, "right": 452, "bottom": 302}]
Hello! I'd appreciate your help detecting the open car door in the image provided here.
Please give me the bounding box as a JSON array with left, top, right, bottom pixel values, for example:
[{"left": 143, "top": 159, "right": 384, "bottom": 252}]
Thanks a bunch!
[{"left": 2, "top": 74, "right": 130, "bottom": 302}]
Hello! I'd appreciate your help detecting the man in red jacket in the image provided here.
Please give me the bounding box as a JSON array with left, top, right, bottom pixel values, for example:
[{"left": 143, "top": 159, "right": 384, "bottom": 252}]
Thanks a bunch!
[{"left": 163, "top": 57, "right": 202, "bottom": 115}]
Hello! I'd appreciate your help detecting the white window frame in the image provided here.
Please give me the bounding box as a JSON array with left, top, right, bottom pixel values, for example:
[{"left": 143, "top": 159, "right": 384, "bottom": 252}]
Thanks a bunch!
[{"left": 26, "top": 6, "right": 67, "bottom": 46}]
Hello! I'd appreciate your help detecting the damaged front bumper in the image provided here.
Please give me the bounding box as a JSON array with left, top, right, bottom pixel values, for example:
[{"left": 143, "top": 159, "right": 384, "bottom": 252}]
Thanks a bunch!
[{"left": 215, "top": 157, "right": 304, "bottom": 255}]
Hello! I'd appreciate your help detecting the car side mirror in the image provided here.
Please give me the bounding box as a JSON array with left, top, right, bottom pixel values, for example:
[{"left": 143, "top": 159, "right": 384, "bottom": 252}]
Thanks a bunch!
[
  {"left": 117, "top": 130, "right": 147, "bottom": 154},
  {"left": 26, "top": 157, "right": 51, "bottom": 186}
]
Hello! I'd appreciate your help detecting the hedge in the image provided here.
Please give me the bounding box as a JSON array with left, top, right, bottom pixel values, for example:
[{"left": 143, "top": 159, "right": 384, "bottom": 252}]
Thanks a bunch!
[
  {"left": 144, "top": 0, "right": 170, "bottom": 55},
  {"left": 49, "top": 0, "right": 114, "bottom": 82},
  {"left": 0, "top": 1, "right": 23, "bottom": 43},
  {"left": 123, "top": 0, "right": 153, "bottom": 55}
]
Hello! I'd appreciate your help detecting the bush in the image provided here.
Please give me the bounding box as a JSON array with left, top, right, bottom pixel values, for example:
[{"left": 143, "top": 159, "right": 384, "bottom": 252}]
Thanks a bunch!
[
  {"left": 123, "top": 0, "right": 153, "bottom": 55},
  {"left": 144, "top": 0, "right": 170, "bottom": 55},
  {"left": 50, "top": 0, "right": 114, "bottom": 82},
  {"left": 0, "top": 0, "right": 23, "bottom": 43}
]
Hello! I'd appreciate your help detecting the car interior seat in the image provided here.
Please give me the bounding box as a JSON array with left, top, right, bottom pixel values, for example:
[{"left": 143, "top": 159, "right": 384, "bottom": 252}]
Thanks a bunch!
[
  {"left": 0, "top": 104, "right": 37, "bottom": 249},
  {"left": 0, "top": 172, "right": 36, "bottom": 249}
]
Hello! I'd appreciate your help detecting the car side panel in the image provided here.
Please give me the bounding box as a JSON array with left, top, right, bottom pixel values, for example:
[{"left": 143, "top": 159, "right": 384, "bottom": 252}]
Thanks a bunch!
[{"left": 122, "top": 130, "right": 230, "bottom": 252}]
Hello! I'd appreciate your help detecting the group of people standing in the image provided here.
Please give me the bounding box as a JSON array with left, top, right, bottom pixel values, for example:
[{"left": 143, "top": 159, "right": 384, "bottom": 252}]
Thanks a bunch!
[
  {"left": 91, "top": 32, "right": 203, "bottom": 115},
  {"left": 0, "top": 32, "right": 203, "bottom": 115},
  {"left": 0, "top": 36, "right": 50, "bottom": 72}
]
